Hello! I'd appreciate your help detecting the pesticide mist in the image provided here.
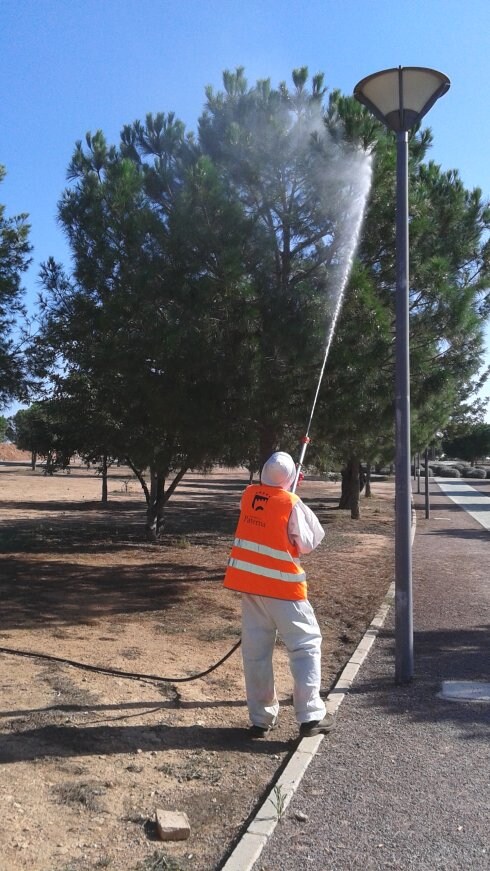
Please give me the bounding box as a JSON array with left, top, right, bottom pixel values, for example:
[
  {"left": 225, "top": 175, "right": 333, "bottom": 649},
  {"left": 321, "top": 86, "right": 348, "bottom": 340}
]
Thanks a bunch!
[
  {"left": 318, "top": 144, "right": 372, "bottom": 366},
  {"left": 203, "top": 70, "right": 373, "bottom": 475},
  {"left": 295, "top": 111, "right": 373, "bottom": 440}
]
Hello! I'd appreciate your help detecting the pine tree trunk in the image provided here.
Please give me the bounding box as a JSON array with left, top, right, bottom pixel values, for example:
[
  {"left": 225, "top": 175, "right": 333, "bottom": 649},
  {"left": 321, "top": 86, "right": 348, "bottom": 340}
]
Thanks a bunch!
[
  {"left": 146, "top": 467, "right": 166, "bottom": 541},
  {"left": 338, "top": 456, "right": 361, "bottom": 519},
  {"left": 259, "top": 426, "right": 277, "bottom": 468},
  {"left": 365, "top": 462, "right": 372, "bottom": 498},
  {"left": 101, "top": 453, "right": 108, "bottom": 504}
]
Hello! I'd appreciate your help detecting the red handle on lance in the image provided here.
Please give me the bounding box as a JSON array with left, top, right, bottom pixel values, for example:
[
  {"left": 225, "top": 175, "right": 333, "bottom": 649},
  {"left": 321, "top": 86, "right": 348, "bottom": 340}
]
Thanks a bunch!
[{"left": 291, "top": 436, "right": 311, "bottom": 493}]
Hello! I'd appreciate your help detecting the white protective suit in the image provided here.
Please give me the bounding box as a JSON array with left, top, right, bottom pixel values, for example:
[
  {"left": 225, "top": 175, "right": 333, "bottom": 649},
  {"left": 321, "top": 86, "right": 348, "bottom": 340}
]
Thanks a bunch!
[{"left": 241, "top": 451, "right": 327, "bottom": 728}]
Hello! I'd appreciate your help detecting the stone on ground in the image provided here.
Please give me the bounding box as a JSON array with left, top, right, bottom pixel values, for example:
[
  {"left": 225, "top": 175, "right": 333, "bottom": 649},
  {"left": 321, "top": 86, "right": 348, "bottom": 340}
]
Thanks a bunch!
[{"left": 155, "top": 808, "right": 191, "bottom": 841}]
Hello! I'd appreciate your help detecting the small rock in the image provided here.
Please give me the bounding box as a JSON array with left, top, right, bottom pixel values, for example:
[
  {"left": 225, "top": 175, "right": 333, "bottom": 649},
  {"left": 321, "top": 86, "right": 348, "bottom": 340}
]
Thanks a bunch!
[
  {"left": 295, "top": 811, "right": 308, "bottom": 822},
  {"left": 155, "top": 808, "right": 191, "bottom": 841}
]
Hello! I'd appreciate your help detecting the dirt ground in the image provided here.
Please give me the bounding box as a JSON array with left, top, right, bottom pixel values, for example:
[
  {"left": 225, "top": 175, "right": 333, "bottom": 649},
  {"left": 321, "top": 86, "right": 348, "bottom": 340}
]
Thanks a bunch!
[{"left": 0, "top": 451, "right": 395, "bottom": 871}]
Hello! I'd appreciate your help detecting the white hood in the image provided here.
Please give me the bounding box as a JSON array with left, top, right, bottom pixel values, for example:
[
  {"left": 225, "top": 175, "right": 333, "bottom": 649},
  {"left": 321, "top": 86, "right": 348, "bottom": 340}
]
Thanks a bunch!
[{"left": 261, "top": 451, "right": 296, "bottom": 490}]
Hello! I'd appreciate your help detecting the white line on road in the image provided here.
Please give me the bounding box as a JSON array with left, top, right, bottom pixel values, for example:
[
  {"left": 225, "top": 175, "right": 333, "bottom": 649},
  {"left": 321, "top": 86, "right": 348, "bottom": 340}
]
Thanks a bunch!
[{"left": 434, "top": 478, "right": 490, "bottom": 531}]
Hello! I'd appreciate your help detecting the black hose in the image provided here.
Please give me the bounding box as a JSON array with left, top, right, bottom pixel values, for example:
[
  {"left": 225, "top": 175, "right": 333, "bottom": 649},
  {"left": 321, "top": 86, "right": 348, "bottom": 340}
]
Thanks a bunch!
[{"left": 0, "top": 639, "right": 242, "bottom": 684}]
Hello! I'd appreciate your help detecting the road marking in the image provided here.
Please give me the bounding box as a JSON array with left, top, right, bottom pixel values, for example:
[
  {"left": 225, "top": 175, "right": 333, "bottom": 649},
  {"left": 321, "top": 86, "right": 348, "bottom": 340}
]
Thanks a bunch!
[
  {"left": 434, "top": 479, "right": 490, "bottom": 530},
  {"left": 438, "top": 681, "right": 490, "bottom": 702}
]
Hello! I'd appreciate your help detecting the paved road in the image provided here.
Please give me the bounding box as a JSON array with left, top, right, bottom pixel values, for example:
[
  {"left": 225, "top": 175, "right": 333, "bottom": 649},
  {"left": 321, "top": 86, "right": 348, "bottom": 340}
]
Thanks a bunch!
[
  {"left": 244, "top": 480, "right": 489, "bottom": 871},
  {"left": 434, "top": 477, "right": 490, "bottom": 530}
]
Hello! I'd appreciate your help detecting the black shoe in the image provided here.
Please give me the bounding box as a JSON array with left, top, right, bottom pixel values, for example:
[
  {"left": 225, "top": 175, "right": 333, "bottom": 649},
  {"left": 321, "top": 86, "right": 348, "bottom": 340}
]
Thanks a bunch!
[
  {"left": 299, "top": 714, "right": 335, "bottom": 737},
  {"left": 248, "top": 724, "right": 274, "bottom": 739}
]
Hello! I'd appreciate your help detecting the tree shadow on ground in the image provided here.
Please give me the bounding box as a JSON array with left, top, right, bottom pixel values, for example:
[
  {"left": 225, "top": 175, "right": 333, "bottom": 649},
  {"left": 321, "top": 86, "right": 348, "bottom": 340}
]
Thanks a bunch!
[
  {"left": 0, "top": 493, "right": 240, "bottom": 555},
  {"left": 0, "top": 557, "right": 230, "bottom": 629},
  {"left": 343, "top": 626, "right": 490, "bottom": 736},
  {"left": 0, "top": 722, "right": 294, "bottom": 764},
  {"left": 0, "top": 698, "right": 247, "bottom": 720},
  {"left": 426, "top": 527, "right": 490, "bottom": 541},
  {"left": 0, "top": 478, "right": 244, "bottom": 631},
  {"left": 424, "top": 500, "right": 490, "bottom": 515},
  {"left": 417, "top": 497, "right": 467, "bottom": 513}
]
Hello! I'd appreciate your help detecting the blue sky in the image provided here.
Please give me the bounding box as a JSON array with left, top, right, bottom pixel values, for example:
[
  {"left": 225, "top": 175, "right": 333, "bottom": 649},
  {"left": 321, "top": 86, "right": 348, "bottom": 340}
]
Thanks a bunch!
[{"left": 1, "top": 0, "right": 489, "bottom": 418}]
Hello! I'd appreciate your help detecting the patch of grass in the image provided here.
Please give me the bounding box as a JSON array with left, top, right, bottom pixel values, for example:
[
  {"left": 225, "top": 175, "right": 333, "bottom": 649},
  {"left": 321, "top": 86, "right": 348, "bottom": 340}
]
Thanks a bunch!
[
  {"left": 271, "top": 783, "right": 287, "bottom": 821},
  {"left": 123, "top": 809, "right": 148, "bottom": 824},
  {"left": 153, "top": 622, "right": 182, "bottom": 636},
  {"left": 119, "top": 646, "right": 142, "bottom": 660},
  {"left": 53, "top": 780, "right": 106, "bottom": 811},
  {"left": 53, "top": 858, "right": 109, "bottom": 871},
  {"left": 167, "top": 536, "right": 190, "bottom": 549},
  {"left": 58, "top": 763, "right": 89, "bottom": 776},
  {"left": 197, "top": 625, "right": 241, "bottom": 642},
  {"left": 126, "top": 762, "right": 144, "bottom": 773},
  {"left": 133, "top": 850, "right": 185, "bottom": 871}
]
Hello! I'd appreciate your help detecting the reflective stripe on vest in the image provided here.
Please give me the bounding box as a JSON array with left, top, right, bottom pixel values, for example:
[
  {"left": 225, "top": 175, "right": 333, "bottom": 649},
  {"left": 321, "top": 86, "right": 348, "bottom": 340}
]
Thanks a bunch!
[
  {"left": 228, "top": 556, "right": 306, "bottom": 584},
  {"left": 233, "top": 537, "right": 296, "bottom": 564}
]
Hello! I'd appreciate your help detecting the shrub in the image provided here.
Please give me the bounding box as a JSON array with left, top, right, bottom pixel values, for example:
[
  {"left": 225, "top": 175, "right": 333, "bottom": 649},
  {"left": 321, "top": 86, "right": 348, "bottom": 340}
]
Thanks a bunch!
[
  {"left": 433, "top": 465, "right": 460, "bottom": 477},
  {"left": 449, "top": 467, "right": 462, "bottom": 477},
  {"left": 466, "top": 467, "right": 487, "bottom": 479},
  {"left": 452, "top": 462, "right": 471, "bottom": 473}
]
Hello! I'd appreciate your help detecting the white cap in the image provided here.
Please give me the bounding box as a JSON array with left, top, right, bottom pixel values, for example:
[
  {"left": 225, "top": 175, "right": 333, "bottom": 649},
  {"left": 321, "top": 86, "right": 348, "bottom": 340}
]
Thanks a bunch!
[{"left": 261, "top": 451, "right": 296, "bottom": 489}]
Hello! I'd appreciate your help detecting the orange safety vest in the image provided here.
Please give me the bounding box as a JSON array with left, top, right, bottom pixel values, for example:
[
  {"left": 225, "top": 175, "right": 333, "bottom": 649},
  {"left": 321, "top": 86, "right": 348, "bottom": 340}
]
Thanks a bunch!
[{"left": 223, "top": 484, "right": 307, "bottom": 601}]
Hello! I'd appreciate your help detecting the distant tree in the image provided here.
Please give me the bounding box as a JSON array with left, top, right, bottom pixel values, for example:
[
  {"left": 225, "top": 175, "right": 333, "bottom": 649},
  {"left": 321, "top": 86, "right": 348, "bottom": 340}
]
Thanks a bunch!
[
  {"left": 0, "top": 166, "right": 32, "bottom": 409},
  {"left": 10, "top": 403, "right": 68, "bottom": 471},
  {"left": 435, "top": 374, "right": 489, "bottom": 446},
  {"left": 0, "top": 414, "right": 8, "bottom": 441},
  {"left": 442, "top": 422, "right": 490, "bottom": 464}
]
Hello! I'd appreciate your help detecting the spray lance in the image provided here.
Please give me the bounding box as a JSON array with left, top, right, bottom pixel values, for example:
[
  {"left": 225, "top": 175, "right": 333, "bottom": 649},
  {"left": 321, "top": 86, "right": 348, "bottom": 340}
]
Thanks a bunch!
[{"left": 290, "top": 210, "right": 367, "bottom": 494}]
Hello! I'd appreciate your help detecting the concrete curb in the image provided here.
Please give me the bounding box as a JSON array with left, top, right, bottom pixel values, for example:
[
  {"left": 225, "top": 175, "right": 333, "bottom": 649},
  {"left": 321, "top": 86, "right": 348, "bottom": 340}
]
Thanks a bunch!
[{"left": 220, "top": 579, "right": 397, "bottom": 871}]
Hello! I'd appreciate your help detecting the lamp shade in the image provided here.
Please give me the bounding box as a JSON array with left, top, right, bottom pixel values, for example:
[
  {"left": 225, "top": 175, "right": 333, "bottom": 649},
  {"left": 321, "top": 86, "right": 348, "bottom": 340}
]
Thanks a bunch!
[{"left": 354, "top": 66, "right": 450, "bottom": 132}]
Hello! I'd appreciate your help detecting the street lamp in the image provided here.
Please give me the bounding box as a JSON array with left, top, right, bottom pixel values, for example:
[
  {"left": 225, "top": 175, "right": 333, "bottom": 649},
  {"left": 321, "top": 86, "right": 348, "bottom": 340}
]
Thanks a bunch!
[{"left": 354, "top": 67, "right": 450, "bottom": 683}]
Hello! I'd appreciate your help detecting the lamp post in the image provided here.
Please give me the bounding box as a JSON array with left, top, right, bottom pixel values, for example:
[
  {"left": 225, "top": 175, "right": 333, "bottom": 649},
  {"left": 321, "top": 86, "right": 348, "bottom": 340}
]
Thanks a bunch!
[{"left": 354, "top": 67, "right": 450, "bottom": 683}]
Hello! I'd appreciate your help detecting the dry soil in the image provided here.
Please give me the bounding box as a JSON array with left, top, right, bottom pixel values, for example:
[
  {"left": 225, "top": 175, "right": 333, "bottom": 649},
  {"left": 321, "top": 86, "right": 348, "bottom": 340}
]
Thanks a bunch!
[{"left": 0, "top": 451, "right": 395, "bottom": 871}]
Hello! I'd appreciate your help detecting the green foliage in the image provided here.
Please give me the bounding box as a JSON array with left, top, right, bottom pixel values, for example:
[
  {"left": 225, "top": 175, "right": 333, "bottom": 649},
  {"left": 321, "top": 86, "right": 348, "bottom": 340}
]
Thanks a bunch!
[
  {"left": 0, "top": 165, "right": 32, "bottom": 409},
  {"left": 10, "top": 404, "right": 53, "bottom": 456},
  {"left": 30, "top": 67, "right": 490, "bottom": 531},
  {"left": 442, "top": 422, "right": 490, "bottom": 463},
  {"left": 200, "top": 67, "right": 373, "bottom": 462},
  {"left": 271, "top": 783, "right": 287, "bottom": 821},
  {"left": 315, "top": 91, "right": 490, "bottom": 473},
  {"left": 34, "top": 114, "right": 253, "bottom": 535},
  {"left": 10, "top": 401, "right": 75, "bottom": 469}
]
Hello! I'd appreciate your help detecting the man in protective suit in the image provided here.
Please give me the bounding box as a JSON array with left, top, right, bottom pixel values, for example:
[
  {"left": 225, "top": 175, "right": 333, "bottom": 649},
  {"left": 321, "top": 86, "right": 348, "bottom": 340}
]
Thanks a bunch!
[{"left": 224, "top": 451, "right": 334, "bottom": 738}]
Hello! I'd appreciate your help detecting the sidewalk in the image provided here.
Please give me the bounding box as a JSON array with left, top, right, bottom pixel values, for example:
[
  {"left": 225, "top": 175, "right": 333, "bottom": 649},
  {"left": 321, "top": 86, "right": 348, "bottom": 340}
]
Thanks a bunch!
[{"left": 223, "top": 481, "right": 489, "bottom": 871}]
